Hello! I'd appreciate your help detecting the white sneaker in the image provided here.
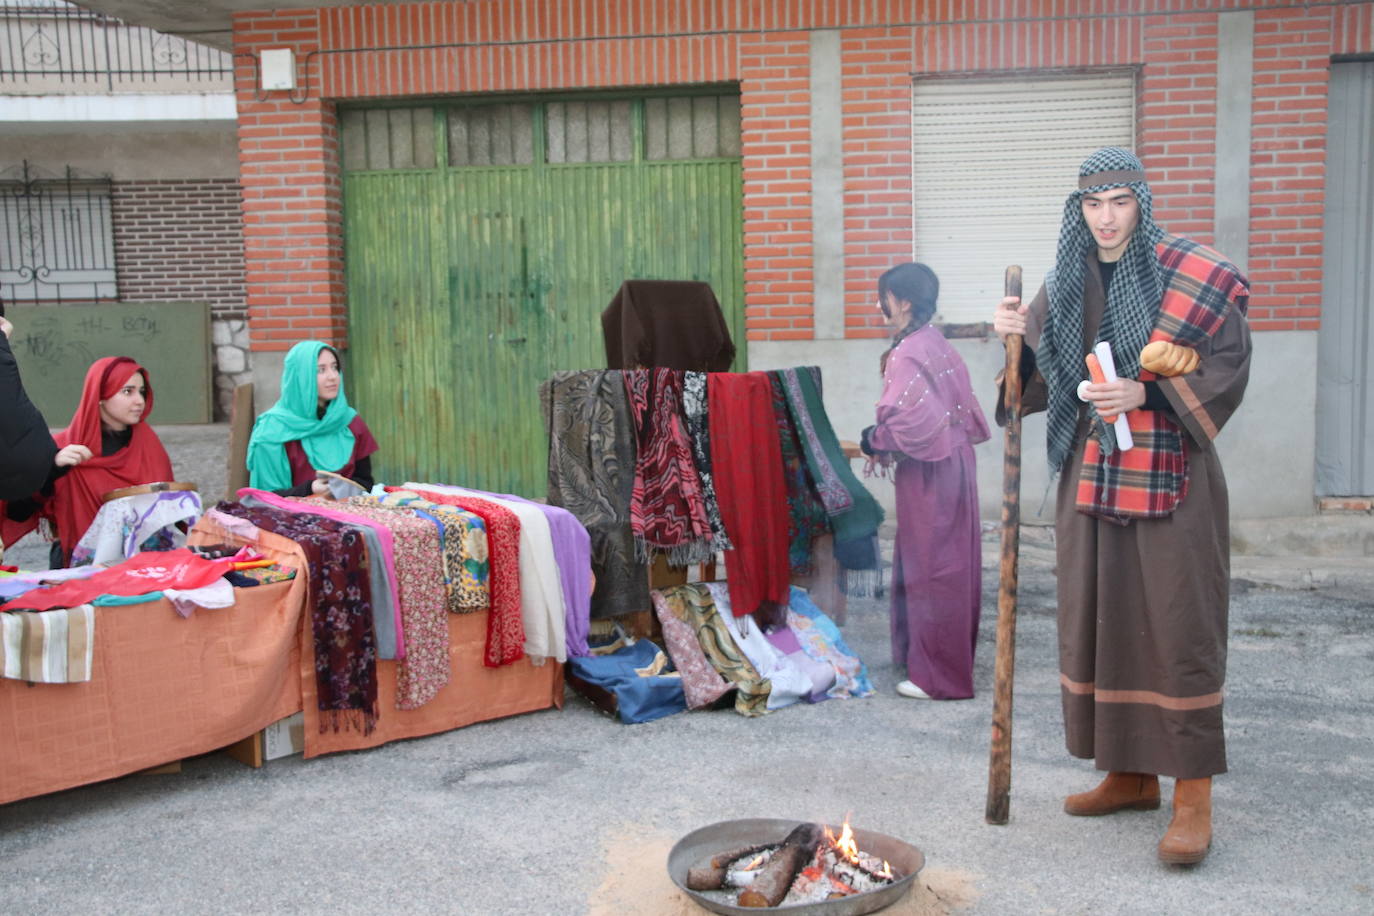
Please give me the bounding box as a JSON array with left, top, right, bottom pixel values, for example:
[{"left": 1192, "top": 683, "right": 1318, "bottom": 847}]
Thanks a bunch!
[{"left": 896, "top": 679, "right": 932, "bottom": 700}]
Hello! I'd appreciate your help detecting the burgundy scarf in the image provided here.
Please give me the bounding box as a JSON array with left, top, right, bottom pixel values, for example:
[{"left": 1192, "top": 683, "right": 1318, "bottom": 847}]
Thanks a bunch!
[
  {"left": 217, "top": 501, "right": 377, "bottom": 733},
  {"left": 623, "top": 369, "right": 716, "bottom": 565}
]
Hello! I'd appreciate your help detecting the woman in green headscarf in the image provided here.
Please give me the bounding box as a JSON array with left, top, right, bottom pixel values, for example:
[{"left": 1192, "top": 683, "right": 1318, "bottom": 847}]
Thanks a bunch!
[{"left": 246, "top": 341, "right": 379, "bottom": 496}]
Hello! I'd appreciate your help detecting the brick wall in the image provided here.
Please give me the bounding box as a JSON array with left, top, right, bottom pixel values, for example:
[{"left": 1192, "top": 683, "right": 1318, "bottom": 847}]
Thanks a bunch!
[
  {"left": 233, "top": 0, "right": 1374, "bottom": 351},
  {"left": 112, "top": 179, "right": 246, "bottom": 320}
]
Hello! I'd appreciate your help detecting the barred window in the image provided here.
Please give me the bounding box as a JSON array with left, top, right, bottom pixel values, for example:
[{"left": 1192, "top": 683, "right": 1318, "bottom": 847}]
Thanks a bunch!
[{"left": 0, "top": 163, "right": 117, "bottom": 303}]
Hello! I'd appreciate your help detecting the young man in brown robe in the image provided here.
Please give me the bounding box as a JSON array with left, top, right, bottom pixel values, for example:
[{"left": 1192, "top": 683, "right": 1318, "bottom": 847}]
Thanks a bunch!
[{"left": 992, "top": 147, "right": 1252, "bottom": 866}]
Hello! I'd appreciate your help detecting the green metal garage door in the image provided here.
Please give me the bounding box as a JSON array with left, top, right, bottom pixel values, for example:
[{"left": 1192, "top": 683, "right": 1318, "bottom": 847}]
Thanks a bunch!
[{"left": 341, "top": 93, "right": 744, "bottom": 496}]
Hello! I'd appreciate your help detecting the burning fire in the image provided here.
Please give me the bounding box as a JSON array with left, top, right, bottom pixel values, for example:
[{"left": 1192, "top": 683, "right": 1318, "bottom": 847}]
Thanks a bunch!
[
  {"left": 741, "top": 854, "right": 765, "bottom": 871},
  {"left": 824, "top": 818, "right": 861, "bottom": 864}
]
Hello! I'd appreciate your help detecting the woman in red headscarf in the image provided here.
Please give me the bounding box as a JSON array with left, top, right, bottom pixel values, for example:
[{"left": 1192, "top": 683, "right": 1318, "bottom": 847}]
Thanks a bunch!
[{"left": 1, "top": 356, "right": 174, "bottom": 568}]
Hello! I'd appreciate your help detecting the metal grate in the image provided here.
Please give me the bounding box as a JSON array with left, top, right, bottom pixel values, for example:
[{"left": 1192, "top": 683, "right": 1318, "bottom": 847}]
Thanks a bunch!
[
  {"left": 0, "top": 161, "right": 117, "bottom": 304},
  {"left": 0, "top": 0, "right": 231, "bottom": 88}
]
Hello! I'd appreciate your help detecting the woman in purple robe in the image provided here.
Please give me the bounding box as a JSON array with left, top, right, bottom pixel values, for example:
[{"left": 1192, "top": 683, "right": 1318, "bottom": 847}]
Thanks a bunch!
[{"left": 861, "top": 263, "right": 990, "bottom": 699}]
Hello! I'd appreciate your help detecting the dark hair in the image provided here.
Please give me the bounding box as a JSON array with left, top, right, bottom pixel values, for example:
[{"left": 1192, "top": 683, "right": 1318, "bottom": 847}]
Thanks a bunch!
[
  {"left": 877, "top": 263, "right": 940, "bottom": 373},
  {"left": 878, "top": 262, "right": 939, "bottom": 329}
]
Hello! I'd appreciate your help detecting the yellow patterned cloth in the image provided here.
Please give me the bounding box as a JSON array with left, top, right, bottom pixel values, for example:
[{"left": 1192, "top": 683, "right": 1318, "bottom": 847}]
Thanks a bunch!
[{"left": 367, "top": 491, "right": 490, "bottom": 613}]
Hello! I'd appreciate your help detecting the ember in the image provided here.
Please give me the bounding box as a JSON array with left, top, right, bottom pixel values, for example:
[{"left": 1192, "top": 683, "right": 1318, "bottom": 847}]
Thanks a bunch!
[{"left": 684, "top": 817, "right": 901, "bottom": 909}]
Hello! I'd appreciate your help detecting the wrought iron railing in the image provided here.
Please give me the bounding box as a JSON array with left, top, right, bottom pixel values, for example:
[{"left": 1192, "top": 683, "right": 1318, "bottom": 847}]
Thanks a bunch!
[
  {"left": 0, "top": 0, "right": 231, "bottom": 88},
  {"left": 1, "top": 161, "right": 117, "bottom": 304}
]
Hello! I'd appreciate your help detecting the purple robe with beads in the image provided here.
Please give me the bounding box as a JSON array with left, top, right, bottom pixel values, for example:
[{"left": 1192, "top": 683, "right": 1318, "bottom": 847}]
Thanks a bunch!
[{"left": 869, "top": 324, "right": 990, "bottom": 699}]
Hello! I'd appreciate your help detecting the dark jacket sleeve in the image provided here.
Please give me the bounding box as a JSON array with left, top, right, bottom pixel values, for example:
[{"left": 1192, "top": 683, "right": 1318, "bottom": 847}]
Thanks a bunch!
[{"left": 0, "top": 332, "right": 58, "bottom": 501}]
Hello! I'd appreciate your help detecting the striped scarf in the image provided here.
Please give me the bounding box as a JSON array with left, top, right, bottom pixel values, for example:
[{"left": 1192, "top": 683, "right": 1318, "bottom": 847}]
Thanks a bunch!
[
  {"left": 1075, "top": 235, "right": 1248, "bottom": 519},
  {"left": 1, "top": 604, "right": 95, "bottom": 683},
  {"left": 1040, "top": 147, "right": 1166, "bottom": 471}
]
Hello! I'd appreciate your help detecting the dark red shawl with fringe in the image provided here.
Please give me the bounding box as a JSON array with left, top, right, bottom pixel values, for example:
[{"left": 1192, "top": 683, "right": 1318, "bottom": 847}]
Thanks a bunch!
[{"left": 623, "top": 368, "right": 716, "bottom": 565}]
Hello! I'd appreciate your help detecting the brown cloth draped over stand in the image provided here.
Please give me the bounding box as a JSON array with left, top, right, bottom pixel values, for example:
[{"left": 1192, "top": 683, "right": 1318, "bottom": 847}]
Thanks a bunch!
[{"left": 601, "top": 280, "right": 736, "bottom": 372}]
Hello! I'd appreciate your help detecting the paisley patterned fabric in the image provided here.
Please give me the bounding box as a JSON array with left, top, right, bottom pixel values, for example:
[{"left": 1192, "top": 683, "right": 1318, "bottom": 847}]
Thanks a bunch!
[
  {"left": 623, "top": 368, "right": 716, "bottom": 566},
  {"left": 540, "top": 370, "right": 650, "bottom": 620},
  {"left": 767, "top": 371, "right": 830, "bottom": 573},
  {"left": 655, "top": 583, "right": 770, "bottom": 717}
]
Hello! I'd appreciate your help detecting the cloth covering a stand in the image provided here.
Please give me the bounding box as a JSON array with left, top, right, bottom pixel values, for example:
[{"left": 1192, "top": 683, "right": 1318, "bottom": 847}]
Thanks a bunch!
[{"left": 601, "top": 279, "right": 735, "bottom": 372}]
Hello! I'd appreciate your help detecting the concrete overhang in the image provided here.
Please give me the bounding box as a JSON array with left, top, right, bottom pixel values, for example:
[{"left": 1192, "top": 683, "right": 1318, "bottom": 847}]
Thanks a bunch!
[{"left": 71, "top": 1, "right": 404, "bottom": 50}]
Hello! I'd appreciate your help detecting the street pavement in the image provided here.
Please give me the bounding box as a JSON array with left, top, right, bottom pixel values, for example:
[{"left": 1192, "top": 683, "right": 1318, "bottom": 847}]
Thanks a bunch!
[{"left": 2, "top": 424, "right": 1371, "bottom": 914}]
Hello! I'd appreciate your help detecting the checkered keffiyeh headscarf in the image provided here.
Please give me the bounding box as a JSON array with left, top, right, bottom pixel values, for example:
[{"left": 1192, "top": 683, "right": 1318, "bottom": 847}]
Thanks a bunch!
[{"left": 1039, "top": 147, "right": 1166, "bottom": 471}]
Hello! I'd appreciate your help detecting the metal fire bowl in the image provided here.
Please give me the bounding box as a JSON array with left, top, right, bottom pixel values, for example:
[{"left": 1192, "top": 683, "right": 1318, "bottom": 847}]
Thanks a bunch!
[{"left": 667, "top": 818, "right": 925, "bottom": 916}]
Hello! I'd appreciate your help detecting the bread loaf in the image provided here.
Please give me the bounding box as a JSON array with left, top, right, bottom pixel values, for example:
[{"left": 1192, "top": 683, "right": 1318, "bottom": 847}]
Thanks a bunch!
[{"left": 1139, "top": 340, "right": 1200, "bottom": 377}]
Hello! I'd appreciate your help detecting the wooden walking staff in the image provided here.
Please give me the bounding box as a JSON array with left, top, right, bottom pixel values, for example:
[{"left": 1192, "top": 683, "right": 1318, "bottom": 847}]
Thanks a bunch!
[{"left": 986, "top": 265, "right": 1023, "bottom": 826}]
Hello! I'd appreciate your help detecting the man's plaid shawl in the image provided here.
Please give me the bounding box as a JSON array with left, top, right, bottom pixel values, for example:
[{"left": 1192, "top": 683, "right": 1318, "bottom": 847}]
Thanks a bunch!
[{"left": 1076, "top": 234, "right": 1248, "bottom": 520}]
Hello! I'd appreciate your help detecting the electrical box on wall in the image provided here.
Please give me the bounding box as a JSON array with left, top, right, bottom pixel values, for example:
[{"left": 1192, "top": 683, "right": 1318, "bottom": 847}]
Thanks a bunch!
[{"left": 259, "top": 48, "right": 296, "bottom": 91}]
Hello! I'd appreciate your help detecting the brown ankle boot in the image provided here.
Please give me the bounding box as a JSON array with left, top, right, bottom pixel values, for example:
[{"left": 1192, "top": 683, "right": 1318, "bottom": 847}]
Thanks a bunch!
[
  {"left": 1063, "top": 772, "right": 1161, "bottom": 816},
  {"left": 1158, "top": 777, "right": 1213, "bottom": 865}
]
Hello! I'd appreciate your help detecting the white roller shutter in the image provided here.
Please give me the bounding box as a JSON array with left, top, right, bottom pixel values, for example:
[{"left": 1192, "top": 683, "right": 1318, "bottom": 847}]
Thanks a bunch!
[{"left": 911, "top": 73, "right": 1136, "bottom": 324}]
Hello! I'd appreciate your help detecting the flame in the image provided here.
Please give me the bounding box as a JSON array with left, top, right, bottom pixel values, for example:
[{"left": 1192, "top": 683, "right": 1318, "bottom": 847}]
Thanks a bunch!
[
  {"left": 829, "top": 819, "right": 860, "bottom": 864},
  {"left": 741, "top": 854, "right": 765, "bottom": 871},
  {"left": 879, "top": 860, "right": 893, "bottom": 880}
]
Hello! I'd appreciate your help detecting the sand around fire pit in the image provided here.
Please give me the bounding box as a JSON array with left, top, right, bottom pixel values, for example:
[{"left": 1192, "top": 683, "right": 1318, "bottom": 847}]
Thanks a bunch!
[{"left": 588, "top": 823, "right": 981, "bottom": 914}]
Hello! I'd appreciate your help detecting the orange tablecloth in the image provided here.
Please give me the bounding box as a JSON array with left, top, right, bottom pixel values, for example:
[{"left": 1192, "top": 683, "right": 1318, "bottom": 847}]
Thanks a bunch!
[
  {"left": 1, "top": 513, "right": 564, "bottom": 805},
  {"left": 0, "top": 576, "right": 302, "bottom": 806},
  {"left": 190, "top": 512, "right": 564, "bottom": 760}
]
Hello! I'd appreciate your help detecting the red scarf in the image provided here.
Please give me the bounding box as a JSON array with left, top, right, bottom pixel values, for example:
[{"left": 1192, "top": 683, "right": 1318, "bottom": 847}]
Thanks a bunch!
[
  {"left": 707, "top": 372, "right": 792, "bottom": 618},
  {"left": 2, "top": 357, "right": 174, "bottom": 562}
]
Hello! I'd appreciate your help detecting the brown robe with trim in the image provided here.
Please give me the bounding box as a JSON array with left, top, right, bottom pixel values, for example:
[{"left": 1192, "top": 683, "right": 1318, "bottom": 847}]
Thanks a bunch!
[{"left": 999, "top": 248, "right": 1251, "bottom": 778}]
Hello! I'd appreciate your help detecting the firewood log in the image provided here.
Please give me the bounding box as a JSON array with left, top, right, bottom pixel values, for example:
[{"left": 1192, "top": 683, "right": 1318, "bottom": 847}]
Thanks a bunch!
[
  {"left": 685, "top": 843, "right": 773, "bottom": 891},
  {"left": 736, "top": 823, "right": 825, "bottom": 908}
]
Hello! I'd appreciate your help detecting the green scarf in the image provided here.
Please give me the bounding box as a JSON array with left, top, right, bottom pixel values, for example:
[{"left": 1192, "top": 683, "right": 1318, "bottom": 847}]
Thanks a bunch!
[
  {"left": 246, "top": 340, "right": 358, "bottom": 491},
  {"left": 781, "top": 367, "right": 884, "bottom": 591}
]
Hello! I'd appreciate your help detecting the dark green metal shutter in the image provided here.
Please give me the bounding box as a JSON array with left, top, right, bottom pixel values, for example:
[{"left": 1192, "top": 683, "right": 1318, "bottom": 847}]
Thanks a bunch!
[{"left": 342, "top": 94, "right": 744, "bottom": 496}]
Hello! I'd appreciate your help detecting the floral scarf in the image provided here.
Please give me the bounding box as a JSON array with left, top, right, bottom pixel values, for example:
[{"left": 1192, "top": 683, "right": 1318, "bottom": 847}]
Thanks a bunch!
[
  {"left": 216, "top": 501, "right": 377, "bottom": 733},
  {"left": 681, "top": 371, "right": 734, "bottom": 552}
]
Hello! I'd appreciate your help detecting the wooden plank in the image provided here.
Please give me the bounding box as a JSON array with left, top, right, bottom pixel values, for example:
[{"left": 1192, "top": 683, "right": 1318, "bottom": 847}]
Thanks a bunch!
[
  {"left": 226, "top": 383, "right": 254, "bottom": 495},
  {"left": 221, "top": 731, "right": 265, "bottom": 769},
  {"left": 134, "top": 761, "right": 182, "bottom": 775}
]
